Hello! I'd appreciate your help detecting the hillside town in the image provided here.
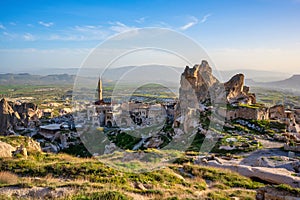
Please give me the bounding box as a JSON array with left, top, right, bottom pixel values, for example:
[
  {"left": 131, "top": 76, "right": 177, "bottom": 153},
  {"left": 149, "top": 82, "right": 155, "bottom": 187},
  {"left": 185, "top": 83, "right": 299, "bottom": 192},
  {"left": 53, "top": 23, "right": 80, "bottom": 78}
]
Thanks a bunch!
[
  {"left": 0, "top": 61, "right": 300, "bottom": 153},
  {"left": 1, "top": 61, "right": 300, "bottom": 194}
]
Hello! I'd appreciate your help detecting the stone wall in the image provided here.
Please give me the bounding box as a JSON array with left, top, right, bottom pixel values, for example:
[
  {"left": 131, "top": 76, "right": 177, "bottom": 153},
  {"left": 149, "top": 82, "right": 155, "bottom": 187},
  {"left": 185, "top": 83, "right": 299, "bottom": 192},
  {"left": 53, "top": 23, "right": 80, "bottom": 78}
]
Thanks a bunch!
[
  {"left": 222, "top": 106, "right": 269, "bottom": 121},
  {"left": 269, "top": 105, "right": 285, "bottom": 119}
]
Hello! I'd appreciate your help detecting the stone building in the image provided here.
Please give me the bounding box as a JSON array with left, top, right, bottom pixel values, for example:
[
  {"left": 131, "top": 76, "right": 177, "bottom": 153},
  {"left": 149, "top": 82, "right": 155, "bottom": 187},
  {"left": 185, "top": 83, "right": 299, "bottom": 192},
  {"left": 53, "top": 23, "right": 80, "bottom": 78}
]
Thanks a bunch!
[
  {"left": 90, "top": 78, "right": 174, "bottom": 128},
  {"left": 221, "top": 106, "right": 269, "bottom": 121},
  {"left": 293, "top": 106, "right": 300, "bottom": 123},
  {"left": 269, "top": 105, "right": 285, "bottom": 120},
  {"left": 93, "top": 78, "right": 114, "bottom": 127}
]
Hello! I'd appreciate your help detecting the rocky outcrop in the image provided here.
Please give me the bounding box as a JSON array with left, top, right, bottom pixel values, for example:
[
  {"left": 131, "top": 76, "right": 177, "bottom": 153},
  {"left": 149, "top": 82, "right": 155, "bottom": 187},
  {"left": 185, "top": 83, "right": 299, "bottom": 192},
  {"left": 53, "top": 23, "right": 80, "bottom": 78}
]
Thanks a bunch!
[
  {"left": 179, "top": 60, "right": 221, "bottom": 106},
  {"left": 178, "top": 60, "right": 256, "bottom": 109},
  {"left": 176, "top": 60, "right": 226, "bottom": 133},
  {"left": 204, "top": 159, "right": 300, "bottom": 188},
  {"left": 224, "top": 74, "right": 256, "bottom": 104},
  {"left": 292, "top": 161, "right": 300, "bottom": 173},
  {"left": 0, "top": 136, "right": 41, "bottom": 153},
  {"left": 176, "top": 60, "right": 259, "bottom": 134},
  {"left": 0, "top": 98, "right": 20, "bottom": 134},
  {"left": 0, "top": 98, "right": 41, "bottom": 135},
  {"left": 257, "top": 186, "right": 300, "bottom": 200},
  {"left": 13, "top": 101, "right": 42, "bottom": 124},
  {"left": 269, "top": 105, "right": 285, "bottom": 119},
  {"left": 0, "top": 141, "right": 15, "bottom": 157}
]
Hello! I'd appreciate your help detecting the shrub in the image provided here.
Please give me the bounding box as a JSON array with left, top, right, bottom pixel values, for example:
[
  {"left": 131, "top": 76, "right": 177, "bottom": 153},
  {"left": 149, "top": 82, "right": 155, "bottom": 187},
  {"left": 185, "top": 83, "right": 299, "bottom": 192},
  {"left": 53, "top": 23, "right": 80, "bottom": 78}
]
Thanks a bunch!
[
  {"left": 0, "top": 171, "right": 18, "bottom": 185},
  {"left": 70, "top": 191, "right": 132, "bottom": 200},
  {"left": 275, "top": 184, "right": 300, "bottom": 195}
]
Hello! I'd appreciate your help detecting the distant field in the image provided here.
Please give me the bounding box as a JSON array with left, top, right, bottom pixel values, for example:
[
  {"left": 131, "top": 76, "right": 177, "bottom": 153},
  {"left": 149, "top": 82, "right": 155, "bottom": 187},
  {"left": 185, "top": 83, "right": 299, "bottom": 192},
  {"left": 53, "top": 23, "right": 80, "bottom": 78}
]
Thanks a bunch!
[
  {"left": 0, "top": 85, "right": 72, "bottom": 105},
  {"left": 251, "top": 87, "right": 300, "bottom": 107},
  {"left": 0, "top": 83, "right": 177, "bottom": 104}
]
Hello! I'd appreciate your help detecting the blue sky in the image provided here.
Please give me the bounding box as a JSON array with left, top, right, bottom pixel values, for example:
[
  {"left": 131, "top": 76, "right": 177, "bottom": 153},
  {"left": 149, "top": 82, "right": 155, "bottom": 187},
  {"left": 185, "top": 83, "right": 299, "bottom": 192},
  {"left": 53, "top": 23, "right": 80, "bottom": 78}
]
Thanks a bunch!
[{"left": 0, "top": 0, "right": 300, "bottom": 73}]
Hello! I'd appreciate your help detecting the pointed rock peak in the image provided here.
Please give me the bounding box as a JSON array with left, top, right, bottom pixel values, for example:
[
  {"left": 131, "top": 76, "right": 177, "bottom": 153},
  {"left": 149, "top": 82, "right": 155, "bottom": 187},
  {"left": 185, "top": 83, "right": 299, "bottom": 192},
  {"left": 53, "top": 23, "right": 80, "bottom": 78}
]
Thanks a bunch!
[
  {"left": 225, "top": 74, "right": 244, "bottom": 92},
  {"left": 0, "top": 98, "right": 14, "bottom": 115},
  {"left": 183, "top": 65, "right": 198, "bottom": 78},
  {"left": 199, "top": 60, "right": 212, "bottom": 73},
  {"left": 183, "top": 60, "right": 213, "bottom": 77},
  {"left": 192, "top": 60, "right": 212, "bottom": 73},
  {"left": 225, "top": 74, "right": 245, "bottom": 87},
  {"left": 0, "top": 98, "right": 10, "bottom": 108}
]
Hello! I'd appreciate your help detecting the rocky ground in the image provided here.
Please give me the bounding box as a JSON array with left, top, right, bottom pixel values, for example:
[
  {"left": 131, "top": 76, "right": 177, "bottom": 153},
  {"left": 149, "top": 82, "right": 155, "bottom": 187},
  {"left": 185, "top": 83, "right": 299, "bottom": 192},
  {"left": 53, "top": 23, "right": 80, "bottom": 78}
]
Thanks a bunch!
[{"left": 198, "top": 139, "right": 300, "bottom": 188}]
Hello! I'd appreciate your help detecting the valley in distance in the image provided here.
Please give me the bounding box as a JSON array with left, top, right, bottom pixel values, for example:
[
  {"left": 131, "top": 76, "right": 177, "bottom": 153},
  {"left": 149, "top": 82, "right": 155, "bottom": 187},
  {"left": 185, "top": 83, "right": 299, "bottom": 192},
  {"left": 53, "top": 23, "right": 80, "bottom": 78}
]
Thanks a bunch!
[{"left": 1, "top": 61, "right": 300, "bottom": 199}]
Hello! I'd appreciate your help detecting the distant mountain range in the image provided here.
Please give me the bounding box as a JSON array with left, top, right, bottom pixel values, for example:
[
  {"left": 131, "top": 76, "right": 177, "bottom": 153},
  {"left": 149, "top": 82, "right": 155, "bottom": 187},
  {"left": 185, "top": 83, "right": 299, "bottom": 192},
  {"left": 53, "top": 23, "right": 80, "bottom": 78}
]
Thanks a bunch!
[
  {"left": 0, "top": 66, "right": 299, "bottom": 92},
  {"left": 217, "top": 69, "right": 291, "bottom": 82},
  {"left": 246, "top": 74, "right": 300, "bottom": 91},
  {"left": 15, "top": 65, "right": 291, "bottom": 82},
  {"left": 0, "top": 73, "right": 76, "bottom": 85}
]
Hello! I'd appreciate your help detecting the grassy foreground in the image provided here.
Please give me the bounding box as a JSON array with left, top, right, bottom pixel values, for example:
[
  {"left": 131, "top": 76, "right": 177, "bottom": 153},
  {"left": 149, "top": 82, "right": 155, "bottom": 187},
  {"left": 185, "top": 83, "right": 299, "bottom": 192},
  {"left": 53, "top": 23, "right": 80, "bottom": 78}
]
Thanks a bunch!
[
  {"left": 2, "top": 136, "right": 298, "bottom": 199},
  {"left": 0, "top": 149, "right": 264, "bottom": 200}
]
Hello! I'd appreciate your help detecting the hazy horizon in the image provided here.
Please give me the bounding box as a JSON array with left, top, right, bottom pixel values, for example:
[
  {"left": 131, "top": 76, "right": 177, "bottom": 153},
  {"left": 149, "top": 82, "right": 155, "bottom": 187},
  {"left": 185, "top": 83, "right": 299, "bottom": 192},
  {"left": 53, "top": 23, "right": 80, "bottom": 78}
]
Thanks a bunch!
[{"left": 0, "top": 64, "right": 295, "bottom": 76}]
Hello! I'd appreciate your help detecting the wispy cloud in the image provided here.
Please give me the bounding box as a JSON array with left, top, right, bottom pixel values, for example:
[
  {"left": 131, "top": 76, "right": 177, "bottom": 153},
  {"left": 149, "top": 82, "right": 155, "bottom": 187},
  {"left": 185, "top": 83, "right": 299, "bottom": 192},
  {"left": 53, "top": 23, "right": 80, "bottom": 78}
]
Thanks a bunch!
[
  {"left": 109, "top": 21, "right": 136, "bottom": 33},
  {"left": 9, "top": 22, "right": 16, "bottom": 26},
  {"left": 200, "top": 14, "right": 211, "bottom": 23},
  {"left": 0, "top": 24, "right": 6, "bottom": 30},
  {"left": 72, "top": 25, "right": 108, "bottom": 40},
  {"left": 73, "top": 25, "right": 101, "bottom": 32},
  {"left": 180, "top": 14, "right": 211, "bottom": 31},
  {"left": 38, "top": 21, "right": 54, "bottom": 27},
  {"left": 1, "top": 31, "right": 17, "bottom": 40},
  {"left": 180, "top": 16, "right": 198, "bottom": 30},
  {"left": 155, "top": 21, "right": 173, "bottom": 29},
  {"left": 23, "top": 33, "right": 35, "bottom": 41},
  {"left": 135, "top": 17, "right": 146, "bottom": 24},
  {"left": 48, "top": 25, "right": 109, "bottom": 41},
  {"left": 1, "top": 23, "right": 110, "bottom": 42}
]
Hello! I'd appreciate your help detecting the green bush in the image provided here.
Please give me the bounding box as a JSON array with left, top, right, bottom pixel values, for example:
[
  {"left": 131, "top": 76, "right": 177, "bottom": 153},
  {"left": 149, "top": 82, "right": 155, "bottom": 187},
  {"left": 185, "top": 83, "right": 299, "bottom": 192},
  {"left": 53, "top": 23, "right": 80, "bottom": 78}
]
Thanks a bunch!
[
  {"left": 275, "top": 184, "right": 300, "bottom": 195},
  {"left": 70, "top": 191, "right": 132, "bottom": 200}
]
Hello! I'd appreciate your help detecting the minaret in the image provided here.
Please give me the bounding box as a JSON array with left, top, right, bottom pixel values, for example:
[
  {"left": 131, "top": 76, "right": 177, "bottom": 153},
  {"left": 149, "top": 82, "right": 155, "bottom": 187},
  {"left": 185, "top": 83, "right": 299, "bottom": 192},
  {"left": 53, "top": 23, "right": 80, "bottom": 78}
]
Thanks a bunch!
[{"left": 97, "top": 77, "right": 103, "bottom": 101}]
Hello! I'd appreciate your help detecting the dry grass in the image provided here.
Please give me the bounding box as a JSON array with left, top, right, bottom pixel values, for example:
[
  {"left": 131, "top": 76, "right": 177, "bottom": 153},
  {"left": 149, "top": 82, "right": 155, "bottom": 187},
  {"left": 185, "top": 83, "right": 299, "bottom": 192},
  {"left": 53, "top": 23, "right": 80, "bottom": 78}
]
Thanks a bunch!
[{"left": 0, "top": 171, "right": 19, "bottom": 185}]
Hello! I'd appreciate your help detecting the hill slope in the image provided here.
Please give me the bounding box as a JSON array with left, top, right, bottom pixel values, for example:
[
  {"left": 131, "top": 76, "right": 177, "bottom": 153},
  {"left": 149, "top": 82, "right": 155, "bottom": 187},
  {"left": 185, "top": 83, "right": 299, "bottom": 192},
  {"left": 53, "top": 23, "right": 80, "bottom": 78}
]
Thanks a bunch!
[
  {"left": 246, "top": 75, "right": 300, "bottom": 91},
  {"left": 0, "top": 73, "right": 75, "bottom": 85}
]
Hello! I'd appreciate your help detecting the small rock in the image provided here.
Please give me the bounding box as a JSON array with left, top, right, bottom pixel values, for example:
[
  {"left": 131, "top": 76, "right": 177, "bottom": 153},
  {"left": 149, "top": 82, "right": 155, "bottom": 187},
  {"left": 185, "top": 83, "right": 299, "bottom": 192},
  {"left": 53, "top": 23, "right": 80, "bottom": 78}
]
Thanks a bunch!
[{"left": 288, "top": 151, "right": 295, "bottom": 158}]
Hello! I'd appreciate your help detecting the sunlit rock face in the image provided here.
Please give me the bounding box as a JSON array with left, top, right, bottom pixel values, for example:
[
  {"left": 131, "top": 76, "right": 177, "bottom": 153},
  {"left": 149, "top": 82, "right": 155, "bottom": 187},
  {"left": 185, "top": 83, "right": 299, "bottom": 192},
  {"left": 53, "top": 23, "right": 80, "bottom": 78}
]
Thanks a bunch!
[
  {"left": 179, "top": 60, "right": 220, "bottom": 106},
  {"left": 224, "top": 73, "right": 256, "bottom": 105},
  {"left": 178, "top": 60, "right": 256, "bottom": 110},
  {"left": 0, "top": 98, "right": 17, "bottom": 134},
  {"left": 0, "top": 98, "right": 41, "bottom": 135},
  {"left": 175, "top": 60, "right": 259, "bottom": 134}
]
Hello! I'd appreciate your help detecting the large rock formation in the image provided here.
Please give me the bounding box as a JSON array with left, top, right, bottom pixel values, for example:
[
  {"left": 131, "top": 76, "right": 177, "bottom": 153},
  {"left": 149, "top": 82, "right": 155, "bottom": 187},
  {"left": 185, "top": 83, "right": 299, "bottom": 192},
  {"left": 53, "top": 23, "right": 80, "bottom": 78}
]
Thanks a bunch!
[
  {"left": 179, "top": 60, "right": 221, "bottom": 106},
  {"left": 178, "top": 60, "right": 256, "bottom": 108},
  {"left": 224, "top": 74, "right": 256, "bottom": 104},
  {"left": 205, "top": 159, "right": 300, "bottom": 188},
  {"left": 0, "top": 98, "right": 41, "bottom": 135},
  {"left": 0, "top": 98, "right": 20, "bottom": 134},
  {"left": 175, "top": 60, "right": 227, "bottom": 137},
  {"left": 0, "top": 141, "right": 15, "bottom": 157}
]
